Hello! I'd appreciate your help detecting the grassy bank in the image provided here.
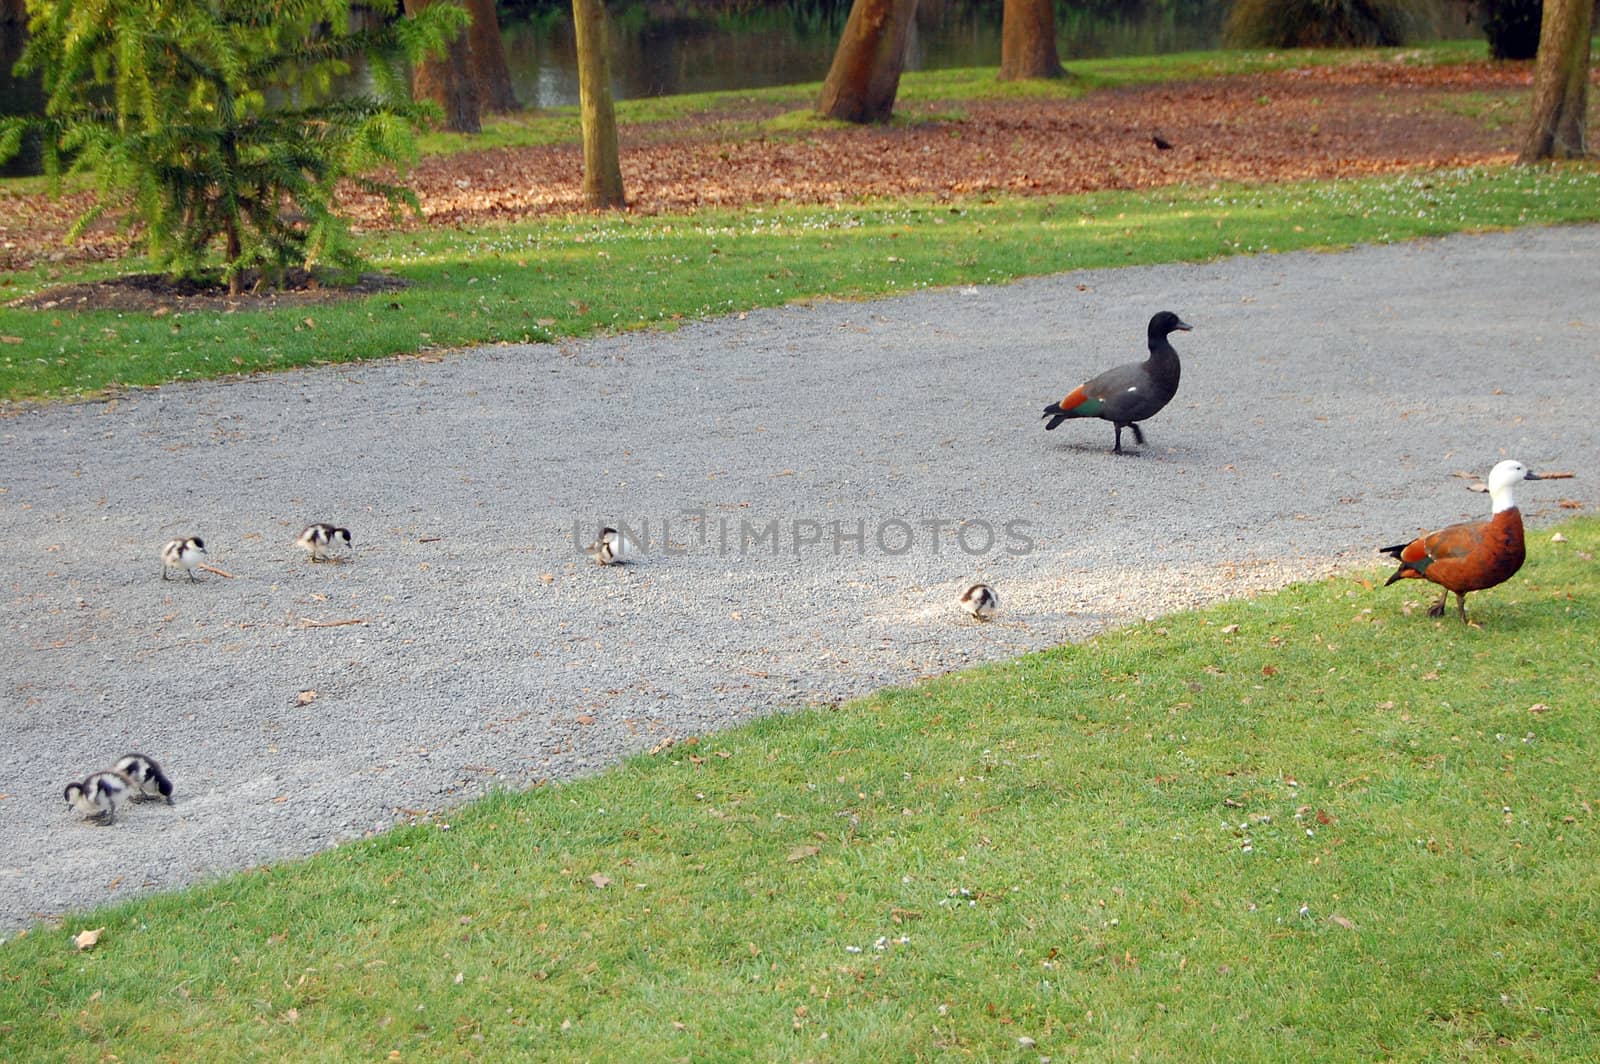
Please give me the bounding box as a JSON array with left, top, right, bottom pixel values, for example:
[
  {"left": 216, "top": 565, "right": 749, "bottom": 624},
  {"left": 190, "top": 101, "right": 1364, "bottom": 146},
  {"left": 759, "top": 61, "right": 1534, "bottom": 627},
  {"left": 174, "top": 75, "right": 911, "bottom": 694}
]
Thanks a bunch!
[
  {"left": 4, "top": 517, "right": 1597, "bottom": 1061},
  {"left": 411, "top": 41, "right": 1493, "bottom": 155},
  {"left": 5, "top": 164, "right": 1600, "bottom": 403}
]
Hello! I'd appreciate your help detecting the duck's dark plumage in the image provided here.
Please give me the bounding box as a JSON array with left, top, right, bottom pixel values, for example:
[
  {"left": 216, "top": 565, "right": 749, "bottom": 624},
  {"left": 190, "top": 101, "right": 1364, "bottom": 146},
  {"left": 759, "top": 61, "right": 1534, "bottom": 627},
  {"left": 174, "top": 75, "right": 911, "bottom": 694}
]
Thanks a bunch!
[{"left": 1043, "top": 311, "right": 1191, "bottom": 453}]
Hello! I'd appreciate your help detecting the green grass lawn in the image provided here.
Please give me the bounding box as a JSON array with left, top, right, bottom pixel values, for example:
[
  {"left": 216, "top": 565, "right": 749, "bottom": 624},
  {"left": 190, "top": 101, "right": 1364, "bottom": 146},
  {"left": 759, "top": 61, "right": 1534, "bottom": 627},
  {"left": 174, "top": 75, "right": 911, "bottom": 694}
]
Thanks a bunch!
[
  {"left": 7, "top": 39, "right": 1592, "bottom": 405},
  {"left": 6, "top": 164, "right": 1600, "bottom": 403},
  {"left": 4, "top": 518, "right": 1597, "bottom": 1061}
]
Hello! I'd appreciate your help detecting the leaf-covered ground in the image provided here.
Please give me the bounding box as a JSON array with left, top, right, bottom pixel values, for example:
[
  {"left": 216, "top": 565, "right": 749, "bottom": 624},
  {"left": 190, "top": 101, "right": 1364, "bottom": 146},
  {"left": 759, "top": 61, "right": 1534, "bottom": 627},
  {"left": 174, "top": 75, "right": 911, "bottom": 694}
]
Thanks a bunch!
[{"left": 0, "top": 58, "right": 1576, "bottom": 274}]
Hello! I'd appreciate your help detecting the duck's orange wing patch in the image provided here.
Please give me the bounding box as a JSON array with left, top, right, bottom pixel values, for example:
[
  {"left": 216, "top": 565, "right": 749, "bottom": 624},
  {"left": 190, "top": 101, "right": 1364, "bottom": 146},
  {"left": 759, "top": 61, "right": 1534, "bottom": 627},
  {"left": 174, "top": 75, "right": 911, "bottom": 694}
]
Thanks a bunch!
[
  {"left": 1057, "top": 384, "right": 1091, "bottom": 412},
  {"left": 1421, "top": 520, "right": 1488, "bottom": 563}
]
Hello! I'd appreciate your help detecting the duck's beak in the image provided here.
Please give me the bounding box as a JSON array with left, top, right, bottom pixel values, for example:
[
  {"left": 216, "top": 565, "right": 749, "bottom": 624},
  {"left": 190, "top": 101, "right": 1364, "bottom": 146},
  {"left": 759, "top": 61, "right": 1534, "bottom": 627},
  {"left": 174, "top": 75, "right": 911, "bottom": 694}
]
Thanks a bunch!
[
  {"left": 1524, "top": 470, "right": 1543, "bottom": 481},
  {"left": 1174, "top": 319, "right": 1193, "bottom": 331}
]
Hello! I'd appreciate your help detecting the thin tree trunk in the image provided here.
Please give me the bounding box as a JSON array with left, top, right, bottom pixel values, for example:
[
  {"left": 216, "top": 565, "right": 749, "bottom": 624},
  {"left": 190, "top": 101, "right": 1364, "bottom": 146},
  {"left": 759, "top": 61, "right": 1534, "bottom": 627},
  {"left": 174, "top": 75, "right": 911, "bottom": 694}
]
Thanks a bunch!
[
  {"left": 573, "top": 0, "right": 625, "bottom": 208},
  {"left": 1517, "top": 0, "right": 1592, "bottom": 160},
  {"left": 463, "top": 0, "right": 518, "bottom": 113},
  {"left": 1000, "top": 0, "right": 1064, "bottom": 81},
  {"left": 405, "top": 0, "right": 481, "bottom": 134},
  {"left": 816, "top": 0, "right": 920, "bottom": 124}
]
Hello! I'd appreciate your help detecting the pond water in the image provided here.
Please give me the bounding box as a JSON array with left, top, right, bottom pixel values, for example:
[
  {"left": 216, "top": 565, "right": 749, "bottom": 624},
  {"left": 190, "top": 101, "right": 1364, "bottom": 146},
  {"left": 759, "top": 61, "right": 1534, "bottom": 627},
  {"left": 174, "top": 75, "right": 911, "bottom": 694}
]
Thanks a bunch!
[{"left": 500, "top": 0, "right": 1226, "bottom": 109}]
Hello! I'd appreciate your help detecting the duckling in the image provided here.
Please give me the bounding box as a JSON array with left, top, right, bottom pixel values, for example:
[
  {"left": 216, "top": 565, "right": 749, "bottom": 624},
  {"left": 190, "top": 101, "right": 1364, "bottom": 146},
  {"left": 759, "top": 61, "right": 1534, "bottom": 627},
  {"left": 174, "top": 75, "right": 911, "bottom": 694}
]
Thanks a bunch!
[
  {"left": 959, "top": 581, "right": 1000, "bottom": 621},
  {"left": 113, "top": 753, "right": 174, "bottom": 805},
  {"left": 296, "top": 523, "right": 352, "bottom": 562},
  {"left": 64, "top": 771, "right": 133, "bottom": 826},
  {"left": 584, "top": 526, "right": 632, "bottom": 566},
  {"left": 159, "top": 536, "right": 207, "bottom": 581}
]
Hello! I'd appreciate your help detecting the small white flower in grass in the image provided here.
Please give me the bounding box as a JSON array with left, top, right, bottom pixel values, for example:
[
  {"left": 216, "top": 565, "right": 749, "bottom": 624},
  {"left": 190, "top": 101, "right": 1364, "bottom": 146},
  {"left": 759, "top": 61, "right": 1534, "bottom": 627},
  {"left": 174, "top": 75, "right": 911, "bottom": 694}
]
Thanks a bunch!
[{"left": 845, "top": 945, "right": 862, "bottom": 954}]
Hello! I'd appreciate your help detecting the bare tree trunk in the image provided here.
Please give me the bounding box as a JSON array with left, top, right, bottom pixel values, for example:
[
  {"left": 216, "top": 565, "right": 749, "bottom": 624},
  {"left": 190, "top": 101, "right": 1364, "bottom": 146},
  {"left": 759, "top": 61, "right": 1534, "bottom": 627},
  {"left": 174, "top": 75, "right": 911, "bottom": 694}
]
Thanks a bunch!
[
  {"left": 1000, "top": 0, "right": 1064, "bottom": 81},
  {"left": 1, "top": 0, "right": 28, "bottom": 23},
  {"left": 1518, "top": 0, "right": 1593, "bottom": 160},
  {"left": 816, "top": 0, "right": 920, "bottom": 124},
  {"left": 463, "top": 0, "right": 518, "bottom": 113},
  {"left": 405, "top": 0, "right": 481, "bottom": 134},
  {"left": 573, "top": 0, "right": 625, "bottom": 209}
]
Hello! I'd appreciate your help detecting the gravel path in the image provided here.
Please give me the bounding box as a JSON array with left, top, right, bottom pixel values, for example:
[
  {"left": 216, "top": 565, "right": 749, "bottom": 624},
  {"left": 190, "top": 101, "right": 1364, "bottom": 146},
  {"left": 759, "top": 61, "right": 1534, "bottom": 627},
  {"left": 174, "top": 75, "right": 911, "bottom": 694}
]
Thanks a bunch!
[{"left": 4, "top": 225, "right": 1598, "bottom": 929}]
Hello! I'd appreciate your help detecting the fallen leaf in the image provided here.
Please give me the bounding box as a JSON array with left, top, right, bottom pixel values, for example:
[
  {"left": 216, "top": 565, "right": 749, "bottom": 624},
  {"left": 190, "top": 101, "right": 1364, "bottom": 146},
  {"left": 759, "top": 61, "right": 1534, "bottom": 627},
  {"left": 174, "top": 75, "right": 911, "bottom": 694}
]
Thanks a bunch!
[
  {"left": 1261, "top": 665, "right": 1278, "bottom": 677},
  {"left": 1329, "top": 914, "right": 1357, "bottom": 930},
  {"left": 1551, "top": 532, "right": 1567, "bottom": 543},
  {"left": 1559, "top": 499, "right": 1583, "bottom": 509},
  {"left": 73, "top": 927, "right": 104, "bottom": 951},
  {"left": 588, "top": 873, "right": 611, "bottom": 889},
  {"left": 1220, "top": 624, "right": 1240, "bottom": 635},
  {"left": 0, "top": 335, "right": 22, "bottom": 344},
  {"left": 575, "top": 714, "right": 595, "bottom": 725},
  {"left": 787, "top": 844, "right": 821, "bottom": 863},
  {"left": 296, "top": 689, "right": 318, "bottom": 706},
  {"left": 1529, "top": 703, "right": 1550, "bottom": 714}
]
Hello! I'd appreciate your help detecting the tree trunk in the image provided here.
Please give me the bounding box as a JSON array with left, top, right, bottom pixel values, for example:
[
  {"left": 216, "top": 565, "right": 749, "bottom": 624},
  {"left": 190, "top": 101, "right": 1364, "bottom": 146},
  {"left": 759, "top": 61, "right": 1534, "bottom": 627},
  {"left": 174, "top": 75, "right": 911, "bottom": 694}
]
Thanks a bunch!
[
  {"left": 999, "top": 0, "right": 1064, "bottom": 81},
  {"left": 816, "top": 0, "right": 920, "bottom": 124},
  {"left": 463, "top": 0, "right": 518, "bottom": 113},
  {"left": 405, "top": 0, "right": 481, "bottom": 134},
  {"left": 1517, "top": 0, "right": 1592, "bottom": 160},
  {"left": 573, "top": 0, "right": 625, "bottom": 209}
]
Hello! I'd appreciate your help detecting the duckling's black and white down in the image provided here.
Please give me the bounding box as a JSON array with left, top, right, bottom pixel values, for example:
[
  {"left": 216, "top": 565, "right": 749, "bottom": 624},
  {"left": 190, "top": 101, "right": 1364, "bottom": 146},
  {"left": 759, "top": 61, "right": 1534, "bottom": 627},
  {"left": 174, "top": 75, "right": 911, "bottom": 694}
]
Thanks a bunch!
[
  {"left": 64, "top": 771, "right": 133, "bottom": 825},
  {"left": 160, "top": 537, "right": 207, "bottom": 581},
  {"left": 296, "top": 523, "right": 352, "bottom": 562},
  {"left": 584, "top": 527, "right": 631, "bottom": 566},
  {"left": 114, "top": 753, "right": 174, "bottom": 805},
  {"left": 959, "top": 582, "right": 1000, "bottom": 621}
]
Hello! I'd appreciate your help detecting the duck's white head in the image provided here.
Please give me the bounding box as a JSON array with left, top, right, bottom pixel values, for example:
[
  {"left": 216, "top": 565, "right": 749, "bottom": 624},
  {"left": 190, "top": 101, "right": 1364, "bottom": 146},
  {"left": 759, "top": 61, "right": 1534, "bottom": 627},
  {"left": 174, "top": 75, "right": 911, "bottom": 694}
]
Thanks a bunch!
[{"left": 1486, "top": 459, "right": 1541, "bottom": 513}]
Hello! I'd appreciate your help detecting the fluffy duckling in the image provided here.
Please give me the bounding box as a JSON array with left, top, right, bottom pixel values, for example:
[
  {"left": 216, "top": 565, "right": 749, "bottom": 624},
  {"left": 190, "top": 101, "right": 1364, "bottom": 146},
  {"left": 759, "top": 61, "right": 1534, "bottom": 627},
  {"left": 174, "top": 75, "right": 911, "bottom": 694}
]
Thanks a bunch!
[
  {"left": 959, "top": 581, "right": 1000, "bottom": 621},
  {"left": 296, "top": 523, "right": 352, "bottom": 562},
  {"left": 160, "top": 536, "right": 207, "bottom": 581},
  {"left": 114, "top": 753, "right": 174, "bottom": 805},
  {"left": 64, "top": 771, "right": 133, "bottom": 826},
  {"left": 584, "top": 526, "right": 632, "bottom": 566}
]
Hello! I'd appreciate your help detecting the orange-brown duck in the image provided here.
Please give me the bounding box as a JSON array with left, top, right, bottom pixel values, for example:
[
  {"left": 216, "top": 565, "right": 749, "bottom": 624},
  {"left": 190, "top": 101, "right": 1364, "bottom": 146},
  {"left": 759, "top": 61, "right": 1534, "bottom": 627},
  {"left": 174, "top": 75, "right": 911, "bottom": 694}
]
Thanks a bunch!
[
  {"left": 1043, "top": 311, "right": 1191, "bottom": 454},
  {"left": 1379, "top": 459, "right": 1546, "bottom": 624}
]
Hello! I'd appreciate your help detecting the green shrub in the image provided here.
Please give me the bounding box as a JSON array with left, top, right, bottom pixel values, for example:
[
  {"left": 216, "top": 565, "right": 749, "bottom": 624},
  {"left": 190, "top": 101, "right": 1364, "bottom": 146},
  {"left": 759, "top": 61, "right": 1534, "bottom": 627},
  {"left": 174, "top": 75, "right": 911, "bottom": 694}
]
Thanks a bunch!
[
  {"left": 0, "top": 0, "right": 469, "bottom": 293},
  {"left": 1223, "top": 0, "right": 1423, "bottom": 47}
]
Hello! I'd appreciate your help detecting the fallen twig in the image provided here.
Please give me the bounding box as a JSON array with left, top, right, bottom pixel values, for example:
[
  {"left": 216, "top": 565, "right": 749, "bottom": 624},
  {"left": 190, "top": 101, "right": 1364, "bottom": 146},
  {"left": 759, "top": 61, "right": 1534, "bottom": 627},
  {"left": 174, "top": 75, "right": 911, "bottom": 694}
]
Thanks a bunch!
[
  {"left": 198, "top": 563, "right": 235, "bottom": 578},
  {"left": 296, "top": 617, "right": 368, "bottom": 629}
]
